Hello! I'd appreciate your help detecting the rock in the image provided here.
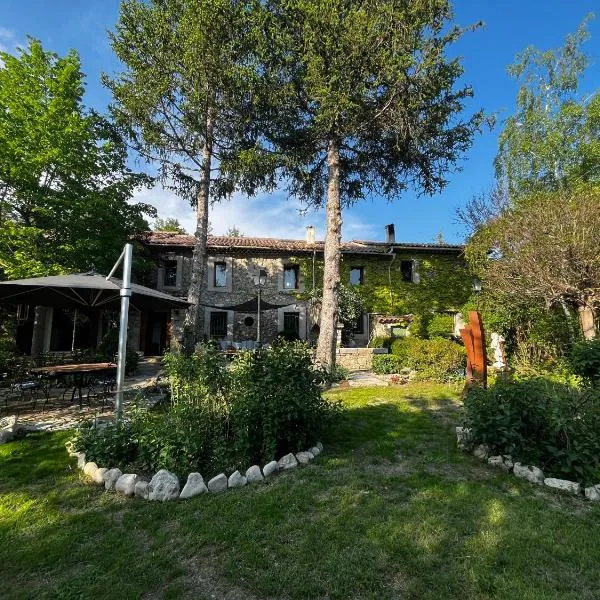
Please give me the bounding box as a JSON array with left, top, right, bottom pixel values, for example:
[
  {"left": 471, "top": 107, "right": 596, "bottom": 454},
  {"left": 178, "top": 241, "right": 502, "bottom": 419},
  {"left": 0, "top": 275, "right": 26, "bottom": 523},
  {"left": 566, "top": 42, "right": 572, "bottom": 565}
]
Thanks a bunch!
[
  {"left": 487, "top": 455, "right": 514, "bottom": 472},
  {"left": 228, "top": 470, "right": 247, "bottom": 488},
  {"left": 208, "top": 473, "right": 228, "bottom": 493},
  {"left": 116, "top": 473, "right": 138, "bottom": 497},
  {"left": 456, "top": 426, "right": 472, "bottom": 450},
  {"left": 262, "top": 461, "right": 279, "bottom": 478},
  {"left": 296, "top": 451, "right": 314, "bottom": 465},
  {"left": 309, "top": 446, "right": 320, "bottom": 457},
  {"left": 179, "top": 473, "right": 208, "bottom": 499},
  {"left": 83, "top": 462, "right": 99, "bottom": 479},
  {"left": 278, "top": 453, "right": 298, "bottom": 471},
  {"left": 134, "top": 480, "right": 149, "bottom": 500},
  {"left": 75, "top": 452, "right": 86, "bottom": 469},
  {"left": 473, "top": 444, "right": 489, "bottom": 460},
  {"left": 0, "top": 415, "right": 17, "bottom": 430},
  {"left": 544, "top": 478, "right": 581, "bottom": 495},
  {"left": 148, "top": 469, "right": 180, "bottom": 501},
  {"left": 513, "top": 463, "right": 544, "bottom": 485},
  {"left": 104, "top": 468, "right": 123, "bottom": 491},
  {"left": 584, "top": 484, "right": 600, "bottom": 501},
  {"left": 316, "top": 442, "right": 324, "bottom": 452},
  {"left": 93, "top": 467, "right": 109, "bottom": 485},
  {"left": 245, "top": 465, "right": 264, "bottom": 484},
  {"left": 0, "top": 430, "right": 15, "bottom": 444}
]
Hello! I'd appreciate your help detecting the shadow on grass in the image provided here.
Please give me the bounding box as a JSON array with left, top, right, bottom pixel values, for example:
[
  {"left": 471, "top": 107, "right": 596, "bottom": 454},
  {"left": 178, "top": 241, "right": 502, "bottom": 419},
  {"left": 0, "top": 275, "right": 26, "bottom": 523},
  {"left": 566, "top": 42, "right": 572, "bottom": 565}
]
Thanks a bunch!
[{"left": 1, "top": 388, "right": 599, "bottom": 600}]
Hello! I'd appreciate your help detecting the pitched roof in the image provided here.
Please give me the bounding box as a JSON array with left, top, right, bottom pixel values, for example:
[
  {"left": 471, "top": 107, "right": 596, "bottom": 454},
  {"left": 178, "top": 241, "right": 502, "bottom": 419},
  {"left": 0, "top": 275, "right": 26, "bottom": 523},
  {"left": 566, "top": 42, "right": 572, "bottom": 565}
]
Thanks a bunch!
[{"left": 142, "top": 232, "right": 463, "bottom": 254}]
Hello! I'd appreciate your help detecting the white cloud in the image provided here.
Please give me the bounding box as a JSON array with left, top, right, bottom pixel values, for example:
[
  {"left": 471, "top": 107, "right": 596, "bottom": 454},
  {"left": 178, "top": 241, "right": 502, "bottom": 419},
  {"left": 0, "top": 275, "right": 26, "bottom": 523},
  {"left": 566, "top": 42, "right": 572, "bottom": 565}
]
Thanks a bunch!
[
  {"left": 0, "top": 27, "right": 17, "bottom": 53},
  {"left": 131, "top": 183, "right": 378, "bottom": 241}
]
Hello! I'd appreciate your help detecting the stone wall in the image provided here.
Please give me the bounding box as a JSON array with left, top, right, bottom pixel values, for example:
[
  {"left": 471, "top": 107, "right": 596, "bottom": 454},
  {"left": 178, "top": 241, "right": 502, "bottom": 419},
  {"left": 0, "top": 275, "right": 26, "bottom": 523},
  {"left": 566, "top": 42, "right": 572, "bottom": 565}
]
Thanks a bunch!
[{"left": 336, "top": 347, "right": 388, "bottom": 371}]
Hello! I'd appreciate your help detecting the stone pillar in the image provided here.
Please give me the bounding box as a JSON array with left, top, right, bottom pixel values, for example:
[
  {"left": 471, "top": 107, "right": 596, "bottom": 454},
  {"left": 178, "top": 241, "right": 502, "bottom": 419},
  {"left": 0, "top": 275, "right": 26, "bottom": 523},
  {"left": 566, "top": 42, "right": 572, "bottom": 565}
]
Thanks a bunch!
[{"left": 336, "top": 323, "right": 344, "bottom": 348}]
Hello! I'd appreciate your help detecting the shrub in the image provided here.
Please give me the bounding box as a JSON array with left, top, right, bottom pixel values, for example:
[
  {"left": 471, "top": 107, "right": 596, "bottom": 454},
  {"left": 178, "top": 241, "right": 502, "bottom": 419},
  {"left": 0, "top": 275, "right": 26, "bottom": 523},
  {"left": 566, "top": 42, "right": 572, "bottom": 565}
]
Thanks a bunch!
[
  {"left": 570, "top": 339, "right": 600, "bottom": 385},
  {"left": 372, "top": 354, "right": 403, "bottom": 374},
  {"left": 426, "top": 314, "right": 454, "bottom": 339},
  {"left": 72, "top": 341, "right": 339, "bottom": 478},
  {"left": 368, "top": 336, "right": 392, "bottom": 349},
  {"left": 464, "top": 379, "right": 600, "bottom": 483},
  {"left": 408, "top": 313, "right": 430, "bottom": 338},
  {"left": 390, "top": 337, "right": 465, "bottom": 381},
  {"left": 324, "top": 363, "right": 350, "bottom": 383},
  {"left": 96, "top": 327, "right": 139, "bottom": 374}
]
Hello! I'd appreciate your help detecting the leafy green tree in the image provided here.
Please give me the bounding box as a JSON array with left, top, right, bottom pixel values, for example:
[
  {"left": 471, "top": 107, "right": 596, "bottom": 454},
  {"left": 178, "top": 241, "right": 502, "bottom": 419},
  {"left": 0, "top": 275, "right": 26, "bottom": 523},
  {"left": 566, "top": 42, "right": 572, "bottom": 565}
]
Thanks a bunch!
[
  {"left": 153, "top": 217, "right": 187, "bottom": 234},
  {"left": 0, "top": 39, "right": 154, "bottom": 280},
  {"left": 496, "top": 14, "right": 600, "bottom": 198},
  {"left": 224, "top": 225, "right": 244, "bottom": 237},
  {"left": 258, "top": 0, "right": 485, "bottom": 367},
  {"left": 106, "top": 0, "right": 267, "bottom": 350}
]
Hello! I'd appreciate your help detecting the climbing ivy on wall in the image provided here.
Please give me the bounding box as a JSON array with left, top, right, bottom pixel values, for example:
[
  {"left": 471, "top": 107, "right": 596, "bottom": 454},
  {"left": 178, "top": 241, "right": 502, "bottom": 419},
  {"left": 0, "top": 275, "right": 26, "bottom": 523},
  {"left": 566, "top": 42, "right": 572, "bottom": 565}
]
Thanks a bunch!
[{"left": 294, "top": 252, "right": 472, "bottom": 316}]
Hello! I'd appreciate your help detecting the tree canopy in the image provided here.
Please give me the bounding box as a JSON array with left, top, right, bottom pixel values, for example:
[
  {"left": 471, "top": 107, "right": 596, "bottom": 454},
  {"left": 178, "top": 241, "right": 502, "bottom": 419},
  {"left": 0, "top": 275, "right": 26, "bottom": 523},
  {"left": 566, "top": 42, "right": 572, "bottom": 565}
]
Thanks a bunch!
[
  {"left": 153, "top": 217, "right": 187, "bottom": 234},
  {"left": 495, "top": 14, "right": 600, "bottom": 198},
  {"left": 256, "top": 0, "right": 485, "bottom": 366},
  {"left": 0, "top": 38, "right": 154, "bottom": 280}
]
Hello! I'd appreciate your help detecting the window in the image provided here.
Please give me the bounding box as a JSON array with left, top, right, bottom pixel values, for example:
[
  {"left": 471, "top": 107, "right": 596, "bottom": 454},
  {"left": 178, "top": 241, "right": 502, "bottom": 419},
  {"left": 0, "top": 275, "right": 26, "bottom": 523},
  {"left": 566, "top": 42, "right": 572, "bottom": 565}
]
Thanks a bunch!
[
  {"left": 244, "top": 316, "right": 255, "bottom": 327},
  {"left": 209, "top": 311, "right": 228, "bottom": 338},
  {"left": 283, "top": 265, "right": 299, "bottom": 290},
  {"left": 163, "top": 260, "right": 178, "bottom": 287},
  {"left": 283, "top": 312, "right": 300, "bottom": 339},
  {"left": 350, "top": 267, "right": 364, "bottom": 286},
  {"left": 400, "top": 260, "right": 414, "bottom": 282},
  {"left": 214, "top": 262, "right": 227, "bottom": 288}
]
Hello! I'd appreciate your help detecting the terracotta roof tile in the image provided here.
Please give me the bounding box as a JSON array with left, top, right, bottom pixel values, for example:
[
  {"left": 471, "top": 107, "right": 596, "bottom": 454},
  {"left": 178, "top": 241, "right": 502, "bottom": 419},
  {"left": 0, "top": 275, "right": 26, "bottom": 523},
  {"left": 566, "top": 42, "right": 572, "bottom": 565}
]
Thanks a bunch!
[{"left": 142, "top": 232, "right": 463, "bottom": 254}]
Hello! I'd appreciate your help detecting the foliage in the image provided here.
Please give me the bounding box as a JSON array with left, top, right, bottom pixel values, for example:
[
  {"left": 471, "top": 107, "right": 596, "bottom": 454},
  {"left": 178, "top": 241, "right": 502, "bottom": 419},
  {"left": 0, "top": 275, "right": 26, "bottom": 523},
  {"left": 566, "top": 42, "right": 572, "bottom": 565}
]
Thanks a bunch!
[
  {"left": 96, "top": 328, "right": 139, "bottom": 375},
  {"left": 464, "top": 378, "right": 600, "bottom": 483},
  {"left": 570, "top": 339, "right": 600, "bottom": 385},
  {"left": 74, "top": 341, "right": 338, "bottom": 476},
  {"left": 390, "top": 337, "right": 466, "bottom": 381},
  {"left": 409, "top": 313, "right": 431, "bottom": 339},
  {"left": 228, "top": 341, "right": 339, "bottom": 466},
  {"left": 106, "top": 0, "right": 270, "bottom": 348},
  {"left": 0, "top": 38, "right": 154, "bottom": 279},
  {"left": 368, "top": 336, "right": 392, "bottom": 349},
  {"left": 224, "top": 225, "right": 244, "bottom": 237},
  {"left": 372, "top": 354, "right": 403, "bottom": 375},
  {"left": 254, "top": 0, "right": 485, "bottom": 367},
  {"left": 495, "top": 15, "right": 600, "bottom": 198},
  {"left": 323, "top": 363, "right": 350, "bottom": 383},
  {"left": 465, "top": 186, "right": 600, "bottom": 339},
  {"left": 153, "top": 218, "right": 186, "bottom": 233},
  {"left": 427, "top": 314, "right": 455, "bottom": 339}
]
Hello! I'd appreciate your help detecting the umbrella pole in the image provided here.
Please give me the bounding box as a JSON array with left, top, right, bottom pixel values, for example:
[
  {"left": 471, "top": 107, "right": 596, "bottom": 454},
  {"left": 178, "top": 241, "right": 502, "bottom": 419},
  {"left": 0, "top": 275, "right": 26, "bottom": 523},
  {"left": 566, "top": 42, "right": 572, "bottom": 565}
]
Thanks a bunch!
[
  {"left": 114, "top": 243, "right": 133, "bottom": 421},
  {"left": 71, "top": 308, "right": 78, "bottom": 353}
]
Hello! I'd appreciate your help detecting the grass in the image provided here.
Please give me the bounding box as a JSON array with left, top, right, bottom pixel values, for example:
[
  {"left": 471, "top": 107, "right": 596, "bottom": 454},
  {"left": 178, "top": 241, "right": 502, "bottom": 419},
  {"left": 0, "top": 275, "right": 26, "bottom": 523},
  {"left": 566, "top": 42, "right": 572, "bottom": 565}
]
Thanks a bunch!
[{"left": 1, "top": 382, "right": 600, "bottom": 599}]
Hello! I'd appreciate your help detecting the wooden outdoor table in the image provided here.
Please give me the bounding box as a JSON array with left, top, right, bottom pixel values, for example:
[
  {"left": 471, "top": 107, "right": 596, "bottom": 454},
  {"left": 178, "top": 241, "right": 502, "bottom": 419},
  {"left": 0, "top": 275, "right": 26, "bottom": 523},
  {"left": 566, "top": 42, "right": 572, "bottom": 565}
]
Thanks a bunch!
[{"left": 31, "top": 362, "right": 117, "bottom": 407}]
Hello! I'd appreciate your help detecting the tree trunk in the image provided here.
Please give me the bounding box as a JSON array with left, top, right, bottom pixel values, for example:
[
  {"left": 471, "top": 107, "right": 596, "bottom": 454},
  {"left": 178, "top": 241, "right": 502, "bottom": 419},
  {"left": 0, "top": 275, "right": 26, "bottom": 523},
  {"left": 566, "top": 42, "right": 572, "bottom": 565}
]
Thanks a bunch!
[
  {"left": 315, "top": 138, "right": 342, "bottom": 369},
  {"left": 578, "top": 303, "right": 596, "bottom": 340},
  {"left": 183, "top": 105, "right": 213, "bottom": 353}
]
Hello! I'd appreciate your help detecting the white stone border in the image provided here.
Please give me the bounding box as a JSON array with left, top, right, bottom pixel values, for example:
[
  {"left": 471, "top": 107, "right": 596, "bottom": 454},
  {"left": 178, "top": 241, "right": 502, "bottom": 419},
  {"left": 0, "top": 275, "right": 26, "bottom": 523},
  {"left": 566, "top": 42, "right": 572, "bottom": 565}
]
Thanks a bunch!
[
  {"left": 456, "top": 427, "right": 599, "bottom": 501},
  {"left": 66, "top": 441, "right": 324, "bottom": 502}
]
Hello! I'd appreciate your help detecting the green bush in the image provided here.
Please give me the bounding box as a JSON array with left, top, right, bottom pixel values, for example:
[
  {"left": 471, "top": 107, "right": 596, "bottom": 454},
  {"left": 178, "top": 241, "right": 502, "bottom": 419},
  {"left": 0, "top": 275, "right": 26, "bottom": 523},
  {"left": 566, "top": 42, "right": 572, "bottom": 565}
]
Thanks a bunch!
[
  {"left": 408, "top": 313, "right": 430, "bottom": 338},
  {"left": 570, "top": 339, "right": 600, "bottom": 385},
  {"left": 390, "top": 337, "right": 465, "bottom": 381},
  {"left": 426, "top": 314, "right": 454, "bottom": 339},
  {"left": 368, "top": 336, "right": 392, "bottom": 349},
  {"left": 96, "top": 327, "right": 139, "bottom": 375},
  {"left": 72, "top": 341, "right": 339, "bottom": 478},
  {"left": 464, "top": 379, "right": 600, "bottom": 483},
  {"left": 372, "top": 354, "right": 402, "bottom": 374},
  {"left": 323, "top": 363, "right": 350, "bottom": 383}
]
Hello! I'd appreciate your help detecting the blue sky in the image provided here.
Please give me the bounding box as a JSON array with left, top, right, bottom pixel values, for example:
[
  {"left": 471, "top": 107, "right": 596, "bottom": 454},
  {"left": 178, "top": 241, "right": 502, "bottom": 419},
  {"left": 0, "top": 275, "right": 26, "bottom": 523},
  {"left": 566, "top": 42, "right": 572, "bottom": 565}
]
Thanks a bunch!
[{"left": 2, "top": 1, "right": 599, "bottom": 243}]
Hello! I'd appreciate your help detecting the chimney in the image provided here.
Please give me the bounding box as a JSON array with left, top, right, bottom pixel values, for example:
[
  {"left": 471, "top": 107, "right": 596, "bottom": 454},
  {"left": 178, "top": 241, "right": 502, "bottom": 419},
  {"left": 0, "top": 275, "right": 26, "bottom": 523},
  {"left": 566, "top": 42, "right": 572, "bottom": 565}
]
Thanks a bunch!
[
  {"left": 385, "top": 224, "right": 395, "bottom": 244},
  {"left": 306, "top": 225, "right": 316, "bottom": 244}
]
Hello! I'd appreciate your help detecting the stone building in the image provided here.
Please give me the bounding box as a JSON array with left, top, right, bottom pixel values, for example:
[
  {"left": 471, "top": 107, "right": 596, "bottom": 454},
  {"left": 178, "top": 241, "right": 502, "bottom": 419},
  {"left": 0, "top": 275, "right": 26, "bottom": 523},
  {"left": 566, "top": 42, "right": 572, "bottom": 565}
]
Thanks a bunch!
[{"left": 133, "top": 225, "right": 470, "bottom": 354}]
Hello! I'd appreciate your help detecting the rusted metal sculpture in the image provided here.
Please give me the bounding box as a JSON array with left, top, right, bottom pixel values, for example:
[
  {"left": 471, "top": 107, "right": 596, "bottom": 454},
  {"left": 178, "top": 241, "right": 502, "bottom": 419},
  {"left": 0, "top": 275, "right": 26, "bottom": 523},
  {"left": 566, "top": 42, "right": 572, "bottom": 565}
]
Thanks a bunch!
[{"left": 460, "top": 311, "right": 487, "bottom": 390}]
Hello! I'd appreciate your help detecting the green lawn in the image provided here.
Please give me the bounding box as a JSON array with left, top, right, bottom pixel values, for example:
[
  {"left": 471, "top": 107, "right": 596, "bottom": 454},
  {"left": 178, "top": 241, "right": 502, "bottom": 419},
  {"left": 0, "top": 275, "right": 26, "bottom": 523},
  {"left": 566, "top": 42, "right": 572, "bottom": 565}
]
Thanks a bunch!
[{"left": 1, "top": 383, "right": 599, "bottom": 600}]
